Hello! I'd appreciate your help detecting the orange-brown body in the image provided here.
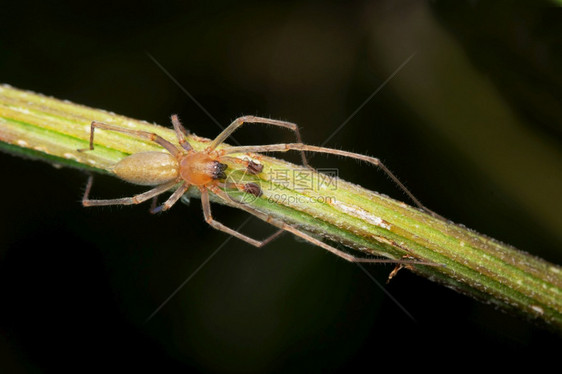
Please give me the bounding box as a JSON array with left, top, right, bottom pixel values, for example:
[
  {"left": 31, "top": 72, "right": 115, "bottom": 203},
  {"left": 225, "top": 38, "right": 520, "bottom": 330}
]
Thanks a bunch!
[
  {"left": 112, "top": 150, "right": 228, "bottom": 187},
  {"left": 179, "top": 152, "right": 227, "bottom": 186}
]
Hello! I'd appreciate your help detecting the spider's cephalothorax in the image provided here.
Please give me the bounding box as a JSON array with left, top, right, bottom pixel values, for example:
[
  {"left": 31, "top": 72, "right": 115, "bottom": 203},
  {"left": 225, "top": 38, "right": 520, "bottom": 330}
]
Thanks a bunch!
[{"left": 179, "top": 152, "right": 227, "bottom": 185}]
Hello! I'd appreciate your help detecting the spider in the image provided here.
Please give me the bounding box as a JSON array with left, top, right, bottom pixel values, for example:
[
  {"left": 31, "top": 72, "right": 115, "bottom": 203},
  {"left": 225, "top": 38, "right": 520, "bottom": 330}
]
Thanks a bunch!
[{"left": 79, "top": 115, "right": 437, "bottom": 265}]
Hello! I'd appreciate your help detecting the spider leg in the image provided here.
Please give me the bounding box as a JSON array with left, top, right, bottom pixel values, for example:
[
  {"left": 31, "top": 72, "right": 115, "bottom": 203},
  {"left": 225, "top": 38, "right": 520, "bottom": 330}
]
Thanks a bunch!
[
  {"left": 208, "top": 116, "right": 310, "bottom": 167},
  {"left": 200, "top": 187, "right": 284, "bottom": 247},
  {"left": 208, "top": 186, "right": 436, "bottom": 265},
  {"left": 150, "top": 182, "right": 190, "bottom": 214},
  {"left": 220, "top": 156, "right": 263, "bottom": 175},
  {"left": 82, "top": 175, "right": 178, "bottom": 207},
  {"left": 221, "top": 143, "right": 443, "bottom": 219},
  {"left": 170, "top": 115, "right": 193, "bottom": 151},
  {"left": 216, "top": 181, "right": 263, "bottom": 198},
  {"left": 78, "top": 121, "right": 181, "bottom": 157}
]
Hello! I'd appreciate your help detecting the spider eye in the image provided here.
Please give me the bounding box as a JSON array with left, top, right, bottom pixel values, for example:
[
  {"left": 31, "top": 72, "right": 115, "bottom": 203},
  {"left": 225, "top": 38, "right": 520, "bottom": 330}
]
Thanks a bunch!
[{"left": 212, "top": 161, "right": 228, "bottom": 180}]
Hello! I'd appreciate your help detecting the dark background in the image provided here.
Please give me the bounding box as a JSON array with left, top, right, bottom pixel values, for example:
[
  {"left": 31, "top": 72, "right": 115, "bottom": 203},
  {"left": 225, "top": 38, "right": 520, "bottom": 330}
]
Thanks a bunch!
[{"left": 1, "top": 1, "right": 561, "bottom": 372}]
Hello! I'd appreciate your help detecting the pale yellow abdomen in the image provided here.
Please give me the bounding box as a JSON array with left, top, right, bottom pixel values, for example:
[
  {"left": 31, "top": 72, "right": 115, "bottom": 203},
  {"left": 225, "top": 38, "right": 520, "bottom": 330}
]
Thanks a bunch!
[{"left": 112, "top": 151, "right": 179, "bottom": 186}]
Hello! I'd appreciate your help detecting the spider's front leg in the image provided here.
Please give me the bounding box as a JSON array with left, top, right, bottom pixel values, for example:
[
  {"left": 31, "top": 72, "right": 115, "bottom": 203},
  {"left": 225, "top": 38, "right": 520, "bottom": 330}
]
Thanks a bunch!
[{"left": 208, "top": 116, "right": 311, "bottom": 168}]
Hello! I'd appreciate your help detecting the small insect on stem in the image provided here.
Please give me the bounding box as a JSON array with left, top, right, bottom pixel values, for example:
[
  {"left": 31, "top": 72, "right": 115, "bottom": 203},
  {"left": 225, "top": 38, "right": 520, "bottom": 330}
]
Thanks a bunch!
[{"left": 78, "top": 115, "right": 440, "bottom": 266}]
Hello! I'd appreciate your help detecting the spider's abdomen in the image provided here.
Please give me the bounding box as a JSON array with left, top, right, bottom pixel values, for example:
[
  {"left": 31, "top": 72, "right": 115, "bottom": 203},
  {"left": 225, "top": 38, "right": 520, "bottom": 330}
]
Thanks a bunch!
[{"left": 112, "top": 151, "right": 179, "bottom": 186}]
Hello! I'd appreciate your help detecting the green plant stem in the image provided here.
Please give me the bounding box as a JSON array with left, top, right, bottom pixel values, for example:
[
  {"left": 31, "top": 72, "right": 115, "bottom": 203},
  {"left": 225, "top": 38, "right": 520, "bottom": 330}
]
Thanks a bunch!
[{"left": 1, "top": 84, "right": 561, "bottom": 331}]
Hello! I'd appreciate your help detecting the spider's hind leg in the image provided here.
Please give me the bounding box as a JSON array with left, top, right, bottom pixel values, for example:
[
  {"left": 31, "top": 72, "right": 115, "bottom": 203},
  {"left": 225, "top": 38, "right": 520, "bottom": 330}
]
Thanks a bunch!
[{"left": 81, "top": 175, "right": 178, "bottom": 208}]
